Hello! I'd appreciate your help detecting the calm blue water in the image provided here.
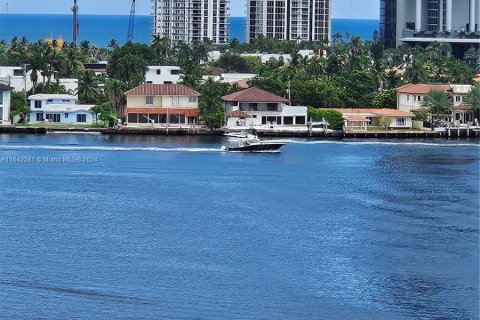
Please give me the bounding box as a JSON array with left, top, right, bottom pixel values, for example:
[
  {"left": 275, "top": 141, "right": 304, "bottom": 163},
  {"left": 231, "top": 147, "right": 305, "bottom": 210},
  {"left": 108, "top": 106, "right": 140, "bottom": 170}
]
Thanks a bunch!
[
  {"left": 0, "top": 134, "right": 478, "bottom": 319},
  {"left": 0, "top": 15, "right": 379, "bottom": 46}
]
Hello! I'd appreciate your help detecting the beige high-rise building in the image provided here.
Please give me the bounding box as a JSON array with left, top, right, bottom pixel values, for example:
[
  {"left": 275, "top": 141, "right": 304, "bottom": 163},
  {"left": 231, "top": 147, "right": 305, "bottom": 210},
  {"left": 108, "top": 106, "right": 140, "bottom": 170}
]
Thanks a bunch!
[
  {"left": 246, "top": 0, "right": 331, "bottom": 43},
  {"left": 152, "top": 0, "right": 229, "bottom": 45}
]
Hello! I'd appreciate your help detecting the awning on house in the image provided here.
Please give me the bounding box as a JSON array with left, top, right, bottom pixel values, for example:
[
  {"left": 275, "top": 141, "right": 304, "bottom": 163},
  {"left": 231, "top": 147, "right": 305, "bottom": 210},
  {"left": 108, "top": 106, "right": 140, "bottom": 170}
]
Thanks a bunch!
[
  {"left": 125, "top": 108, "right": 199, "bottom": 117},
  {"left": 226, "top": 110, "right": 252, "bottom": 118}
]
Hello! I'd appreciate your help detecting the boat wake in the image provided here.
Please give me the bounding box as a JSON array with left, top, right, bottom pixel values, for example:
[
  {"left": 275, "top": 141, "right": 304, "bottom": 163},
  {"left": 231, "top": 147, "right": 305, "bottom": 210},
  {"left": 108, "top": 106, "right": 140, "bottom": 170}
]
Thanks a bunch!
[
  {"left": 261, "top": 139, "right": 480, "bottom": 147},
  {"left": 0, "top": 145, "right": 223, "bottom": 153}
]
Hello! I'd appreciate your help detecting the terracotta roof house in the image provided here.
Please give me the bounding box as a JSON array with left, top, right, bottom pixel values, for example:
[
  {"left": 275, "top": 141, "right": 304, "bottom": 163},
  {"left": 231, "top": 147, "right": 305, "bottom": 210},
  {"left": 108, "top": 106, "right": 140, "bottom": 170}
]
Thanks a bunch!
[
  {"left": 124, "top": 84, "right": 201, "bottom": 127},
  {"left": 331, "top": 108, "right": 414, "bottom": 131},
  {"left": 396, "top": 83, "right": 475, "bottom": 125},
  {"left": 221, "top": 87, "right": 307, "bottom": 129}
]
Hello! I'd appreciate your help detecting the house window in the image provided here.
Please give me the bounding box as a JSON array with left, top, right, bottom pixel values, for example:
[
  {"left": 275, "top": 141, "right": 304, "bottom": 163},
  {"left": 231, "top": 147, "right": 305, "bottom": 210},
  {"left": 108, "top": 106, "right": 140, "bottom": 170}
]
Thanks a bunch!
[
  {"left": 455, "top": 96, "right": 461, "bottom": 102},
  {"left": 0, "top": 92, "right": 3, "bottom": 105},
  {"left": 156, "top": 69, "right": 161, "bottom": 75},
  {"left": 417, "top": 95, "right": 421, "bottom": 102},
  {"left": 46, "top": 114, "right": 60, "bottom": 123},
  {"left": 77, "top": 114, "right": 87, "bottom": 123},
  {"left": 406, "top": 95, "right": 409, "bottom": 101},
  {"left": 65, "top": 113, "right": 69, "bottom": 118},
  {"left": 295, "top": 116, "right": 306, "bottom": 125},
  {"left": 34, "top": 100, "right": 42, "bottom": 108},
  {"left": 128, "top": 113, "right": 138, "bottom": 123},
  {"left": 396, "top": 117, "right": 406, "bottom": 126},
  {"left": 267, "top": 103, "right": 277, "bottom": 111},
  {"left": 172, "top": 96, "right": 180, "bottom": 106},
  {"left": 47, "top": 99, "right": 53, "bottom": 103},
  {"left": 146, "top": 96, "right": 154, "bottom": 104},
  {"left": 283, "top": 116, "right": 293, "bottom": 125},
  {"left": 0, "top": 107, "right": 3, "bottom": 121},
  {"left": 189, "top": 96, "right": 197, "bottom": 103},
  {"left": 250, "top": 103, "right": 257, "bottom": 111},
  {"left": 36, "top": 113, "right": 43, "bottom": 121}
]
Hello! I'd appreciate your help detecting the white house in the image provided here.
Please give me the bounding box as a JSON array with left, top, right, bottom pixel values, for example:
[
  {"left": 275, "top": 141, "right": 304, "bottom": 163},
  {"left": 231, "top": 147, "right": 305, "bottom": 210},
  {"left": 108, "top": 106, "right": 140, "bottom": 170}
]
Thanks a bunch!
[
  {"left": 0, "top": 66, "right": 52, "bottom": 92},
  {"left": 145, "top": 66, "right": 183, "bottom": 84},
  {"left": 333, "top": 108, "right": 414, "bottom": 131},
  {"left": 0, "top": 83, "right": 14, "bottom": 125},
  {"left": 396, "top": 83, "right": 475, "bottom": 124},
  {"left": 124, "top": 84, "right": 200, "bottom": 127},
  {"left": 28, "top": 94, "right": 95, "bottom": 125},
  {"left": 222, "top": 87, "right": 308, "bottom": 128}
]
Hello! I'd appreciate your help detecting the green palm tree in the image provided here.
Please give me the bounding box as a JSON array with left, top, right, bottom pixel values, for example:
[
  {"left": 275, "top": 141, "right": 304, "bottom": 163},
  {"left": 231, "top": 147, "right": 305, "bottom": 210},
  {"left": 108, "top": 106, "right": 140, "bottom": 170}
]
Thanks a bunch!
[
  {"left": 77, "top": 70, "right": 101, "bottom": 104},
  {"left": 404, "top": 59, "right": 427, "bottom": 84},
  {"left": 421, "top": 89, "right": 453, "bottom": 129},
  {"left": 464, "top": 84, "right": 480, "bottom": 121}
]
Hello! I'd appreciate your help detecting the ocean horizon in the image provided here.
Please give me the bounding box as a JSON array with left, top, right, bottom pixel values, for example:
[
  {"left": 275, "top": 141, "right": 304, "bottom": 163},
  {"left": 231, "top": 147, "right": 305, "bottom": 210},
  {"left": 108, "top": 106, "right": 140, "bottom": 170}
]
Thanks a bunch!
[{"left": 0, "top": 14, "right": 379, "bottom": 47}]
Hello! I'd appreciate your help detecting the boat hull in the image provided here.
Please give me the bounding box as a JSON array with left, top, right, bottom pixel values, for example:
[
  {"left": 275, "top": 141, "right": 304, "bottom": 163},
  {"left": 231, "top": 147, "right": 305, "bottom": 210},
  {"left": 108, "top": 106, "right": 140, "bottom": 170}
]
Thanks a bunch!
[{"left": 225, "top": 143, "right": 285, "bottom": 152}]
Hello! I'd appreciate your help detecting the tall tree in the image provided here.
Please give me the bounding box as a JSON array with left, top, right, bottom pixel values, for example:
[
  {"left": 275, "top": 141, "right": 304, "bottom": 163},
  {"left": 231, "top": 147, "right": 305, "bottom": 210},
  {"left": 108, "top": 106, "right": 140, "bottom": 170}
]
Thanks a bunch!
[{"left": 421, "top": 89, "right": 453, "bottom": 128}]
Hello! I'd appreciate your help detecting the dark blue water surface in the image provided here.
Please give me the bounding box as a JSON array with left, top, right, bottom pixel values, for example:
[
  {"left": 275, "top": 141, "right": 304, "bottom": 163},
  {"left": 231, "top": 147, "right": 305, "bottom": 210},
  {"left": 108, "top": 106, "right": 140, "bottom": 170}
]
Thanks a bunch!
[
  {"left": 0, "top": 15, "right": 378, "bottom": 46},
  {"left": 0, "top": 134, "right": 478, "bottom": 319}
]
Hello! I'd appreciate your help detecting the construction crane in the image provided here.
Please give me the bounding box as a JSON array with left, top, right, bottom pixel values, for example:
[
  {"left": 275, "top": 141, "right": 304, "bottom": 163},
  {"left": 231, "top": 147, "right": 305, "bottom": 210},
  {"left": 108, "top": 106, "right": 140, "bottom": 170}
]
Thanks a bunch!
[
  {"left": 72, "top": 0, "right": 79, "bottom": 46},
  {"left": 127, "top": 0, "right": 136, "bottom": 42}
]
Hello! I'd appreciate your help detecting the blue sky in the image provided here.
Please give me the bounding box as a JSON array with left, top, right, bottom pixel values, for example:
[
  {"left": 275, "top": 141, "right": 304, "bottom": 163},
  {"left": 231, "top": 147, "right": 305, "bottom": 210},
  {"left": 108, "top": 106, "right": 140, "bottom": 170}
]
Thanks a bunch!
[{"left": 2, "top": 0, "right": 379, "bottom": 19}]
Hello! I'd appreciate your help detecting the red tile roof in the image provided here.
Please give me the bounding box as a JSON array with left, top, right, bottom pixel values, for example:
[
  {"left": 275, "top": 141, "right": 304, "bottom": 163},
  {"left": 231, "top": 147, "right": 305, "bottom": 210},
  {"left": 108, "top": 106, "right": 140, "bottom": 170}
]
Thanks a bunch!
[
  {"left": 454, "top": 103, "right": 473, "bottom": 111},
  {"left": 125, "top": 84, "right": 200, "bottom": 97},
  {"left": 125, "top": 107, "right": 199, "bottom": 116},
  {"left": 347, "top": 116, "right": 371, "bottom": 122},
  {"left": 331, "top": 108, "right": 414, "bottom": 117},
  {"left": 396, "top": 83, "right": 451, "bottom": 94},
  {"left": 222, "top": 87, "right": 289, "bottom": 103}
]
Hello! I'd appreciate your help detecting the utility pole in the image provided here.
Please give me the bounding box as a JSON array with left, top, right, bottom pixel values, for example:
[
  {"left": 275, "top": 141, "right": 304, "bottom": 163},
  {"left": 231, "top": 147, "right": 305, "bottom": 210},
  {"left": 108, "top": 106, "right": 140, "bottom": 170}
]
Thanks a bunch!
[{"left": 72, "top": 0, "right": 79, "bottom": 46}]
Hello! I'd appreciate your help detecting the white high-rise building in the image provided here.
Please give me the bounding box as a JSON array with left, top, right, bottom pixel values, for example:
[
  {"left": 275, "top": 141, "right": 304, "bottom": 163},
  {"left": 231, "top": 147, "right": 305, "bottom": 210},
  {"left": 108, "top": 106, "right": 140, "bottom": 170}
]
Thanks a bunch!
[
  {"left": 152, "top": 0, "right": 229, "bottom": 45},
  {"left": 396, "top": 0, "right": 480, "bottom": 51},
  {"left": 246, "top": 0, "right": 331, "bottom": 43}
]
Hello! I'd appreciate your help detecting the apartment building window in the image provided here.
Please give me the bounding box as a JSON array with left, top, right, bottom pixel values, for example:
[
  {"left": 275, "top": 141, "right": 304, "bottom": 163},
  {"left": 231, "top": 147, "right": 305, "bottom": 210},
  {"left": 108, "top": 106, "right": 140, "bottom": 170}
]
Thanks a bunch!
[
  {"left": 172, "top": 96, "right": 180, "bottom": 106},
  {"left": 146, "top": 96, "right": 154, "bottom": 104}
]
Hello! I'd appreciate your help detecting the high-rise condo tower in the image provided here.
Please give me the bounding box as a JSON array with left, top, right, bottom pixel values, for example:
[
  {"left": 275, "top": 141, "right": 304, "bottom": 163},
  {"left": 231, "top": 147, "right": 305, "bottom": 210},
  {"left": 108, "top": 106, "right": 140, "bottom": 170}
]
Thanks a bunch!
[
  {"left": 246, "top": 0, "right": 331, "bottom": 43},
  {"left": 383, "top": 0, "right": 479, "bottom": 55},
  {"left": 152, "top": 0, "right": 229, "bottom": 45}
]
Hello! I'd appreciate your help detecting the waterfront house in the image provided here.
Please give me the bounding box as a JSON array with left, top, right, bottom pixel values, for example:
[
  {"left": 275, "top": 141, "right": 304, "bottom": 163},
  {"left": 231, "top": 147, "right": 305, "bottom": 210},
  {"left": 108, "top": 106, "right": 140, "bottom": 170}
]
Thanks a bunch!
[
  {"left": 0, "top": 83, "right": 14, "bottom": 125},
  {"left": 28, "top": 94, "right": 95, "bottom": 125},
  {"left": 124, "top": 84, "right": 200, "bottom": 127},
  {"left": 0, "top": 66, "right": 52, "bottom": 92},
  {"left": 145, "top": 66, "right": 183, "bottom": 84},
  {"left": 333, "top": 108, "right": 414, "bottom": 131},
  {"left": 222, "top": 87, "right": 308, "bottom": 128},
  {"left": 396, "top": 83, "right": 475, "bottom": 124}
]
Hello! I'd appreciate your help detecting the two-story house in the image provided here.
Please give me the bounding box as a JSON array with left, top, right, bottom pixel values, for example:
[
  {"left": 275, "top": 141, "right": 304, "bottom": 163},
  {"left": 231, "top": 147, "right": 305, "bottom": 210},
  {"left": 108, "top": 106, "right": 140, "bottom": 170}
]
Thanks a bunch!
[
  {"left": 145, "top": 66, "right": 183, "bottom": 85},
  {"left": 396, "top": 83, "right": 475, "bottom": 125},
  {"left": 28, "top": 94, "right": 95, "bottom": 125},
  {"left": 222, "top": 87, "right": 308, "bottom": 128},
  {"left": 0, "top": 83, "right": 14, "bottom": 125},
  {"left": 124, "top": 84, "right": 200, "bottom": 126}
]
